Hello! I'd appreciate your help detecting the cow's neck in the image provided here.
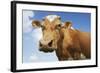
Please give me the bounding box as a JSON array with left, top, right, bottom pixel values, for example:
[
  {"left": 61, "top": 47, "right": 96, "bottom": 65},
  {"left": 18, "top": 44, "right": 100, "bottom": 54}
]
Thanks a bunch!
[{"left": 56, "top": 28, "right": 78, "bottom": 61}]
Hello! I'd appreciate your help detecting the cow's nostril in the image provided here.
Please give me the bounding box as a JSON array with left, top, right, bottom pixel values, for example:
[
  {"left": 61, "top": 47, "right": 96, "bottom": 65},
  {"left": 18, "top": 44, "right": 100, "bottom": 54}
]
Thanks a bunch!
[
  {"left": 48, "top": 40, "right": 53, "bottom": 47},
  {"left": 39, "top": 42, "right": 42, "bottom": 47}
]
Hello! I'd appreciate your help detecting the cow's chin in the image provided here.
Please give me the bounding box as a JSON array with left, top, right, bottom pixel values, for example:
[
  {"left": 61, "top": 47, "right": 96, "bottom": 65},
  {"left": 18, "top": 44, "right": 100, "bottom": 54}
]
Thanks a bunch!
[{"left": 39, "top": 47, "right": 56, "bottom": 53}]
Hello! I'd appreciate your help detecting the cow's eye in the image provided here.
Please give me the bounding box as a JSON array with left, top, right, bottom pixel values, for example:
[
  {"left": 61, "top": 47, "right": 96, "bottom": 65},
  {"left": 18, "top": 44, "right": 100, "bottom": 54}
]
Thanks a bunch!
[
  {"left": 42, "top": 26, "right": 45, "bottom": 30},
  {"left": 57, "top": 24, "right": 61, "bottom": 27},
  {"left": 56, "top": 24, "right": 61, "bottom": 29},
  {"left": 58, "top": 24, "right": 61, "bottom": 27}
]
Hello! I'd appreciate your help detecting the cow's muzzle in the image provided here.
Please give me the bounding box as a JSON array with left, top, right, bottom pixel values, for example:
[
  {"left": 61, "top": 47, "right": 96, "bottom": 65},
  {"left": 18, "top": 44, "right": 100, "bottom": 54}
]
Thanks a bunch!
[{"left": 39, "top": 40, "right": 57, "bottom": 52}]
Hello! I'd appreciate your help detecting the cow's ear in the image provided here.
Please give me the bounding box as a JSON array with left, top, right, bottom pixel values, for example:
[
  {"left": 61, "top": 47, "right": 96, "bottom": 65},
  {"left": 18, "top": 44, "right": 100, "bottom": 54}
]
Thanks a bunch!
[
  {"left": 64, "top": 21, "right": 72, "bottom": 29},
  {"left": 32, "top": 20, "right": 41, "bottom": 28}
]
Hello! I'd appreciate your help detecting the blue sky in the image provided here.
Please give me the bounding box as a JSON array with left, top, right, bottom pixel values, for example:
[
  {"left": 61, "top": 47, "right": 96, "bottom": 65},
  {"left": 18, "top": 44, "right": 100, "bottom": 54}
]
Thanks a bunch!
[{"left": 22, "top": 10, "right": 91, "bottom": 63}]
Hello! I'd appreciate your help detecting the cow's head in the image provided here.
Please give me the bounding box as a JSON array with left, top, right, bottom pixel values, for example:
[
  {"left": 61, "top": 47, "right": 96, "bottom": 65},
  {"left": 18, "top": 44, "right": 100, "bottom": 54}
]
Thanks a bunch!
[{"left": 32, "top": 15, "right": 61, "bottom": 52}]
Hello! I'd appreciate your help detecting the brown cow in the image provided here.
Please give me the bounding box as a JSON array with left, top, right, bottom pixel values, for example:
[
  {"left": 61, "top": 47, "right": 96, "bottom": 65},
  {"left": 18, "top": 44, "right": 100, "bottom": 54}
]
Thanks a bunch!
[
  {"left": 56, "top": 23, "right": 90, "bottom": 60},
  {"left": 32, "top": 15, "right": 91, "bottom": 61}
]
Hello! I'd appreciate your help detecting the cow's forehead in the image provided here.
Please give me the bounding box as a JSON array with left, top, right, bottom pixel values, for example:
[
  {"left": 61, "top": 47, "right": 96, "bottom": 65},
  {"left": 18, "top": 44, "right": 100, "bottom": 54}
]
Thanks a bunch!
[{"left": 45, "top": 15, "right": 60, "bottom": 22}]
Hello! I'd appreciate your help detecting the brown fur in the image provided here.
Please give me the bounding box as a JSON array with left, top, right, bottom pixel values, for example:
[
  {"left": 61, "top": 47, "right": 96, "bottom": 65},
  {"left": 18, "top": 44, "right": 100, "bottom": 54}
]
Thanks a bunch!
[{"left": 56, "top": 28, "right": 90, "bottom": 60}]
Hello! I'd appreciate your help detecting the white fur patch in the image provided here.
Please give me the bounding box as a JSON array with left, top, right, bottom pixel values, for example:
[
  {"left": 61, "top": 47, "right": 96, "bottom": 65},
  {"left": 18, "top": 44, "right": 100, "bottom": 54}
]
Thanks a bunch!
[
  {"left": 46, "top": 15, "right": 59, "bottom": 22},
  {"left": 71, "top": 27, "right": 75, "bottom": 30},
  {"left": 81, "top": 53, "right": 86, "bottom": 59}
]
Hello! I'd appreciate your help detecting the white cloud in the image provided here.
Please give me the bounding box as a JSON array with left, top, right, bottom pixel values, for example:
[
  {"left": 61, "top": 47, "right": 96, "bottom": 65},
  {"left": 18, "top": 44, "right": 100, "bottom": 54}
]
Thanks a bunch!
[
  {"left": 29, "top": 54, "right": 38, "bottom": 62},
  {"left": 31, "top": 28, "right": 43, "bottom": 41},
  {"left": 23, "top": 11, "right": 34, "bottom": 33}
]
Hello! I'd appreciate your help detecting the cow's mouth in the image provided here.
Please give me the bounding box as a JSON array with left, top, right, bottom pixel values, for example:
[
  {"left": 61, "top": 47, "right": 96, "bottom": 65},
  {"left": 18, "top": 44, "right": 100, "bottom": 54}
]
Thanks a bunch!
[{"left": 39, "top": 47, "right": 56, "bottom": 53}]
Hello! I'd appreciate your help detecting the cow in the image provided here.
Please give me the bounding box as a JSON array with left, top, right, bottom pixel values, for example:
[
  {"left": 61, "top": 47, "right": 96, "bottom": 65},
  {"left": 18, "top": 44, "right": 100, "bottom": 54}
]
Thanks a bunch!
[{"left": 32, "top": 15, "right": 91, "bottom": 61}]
